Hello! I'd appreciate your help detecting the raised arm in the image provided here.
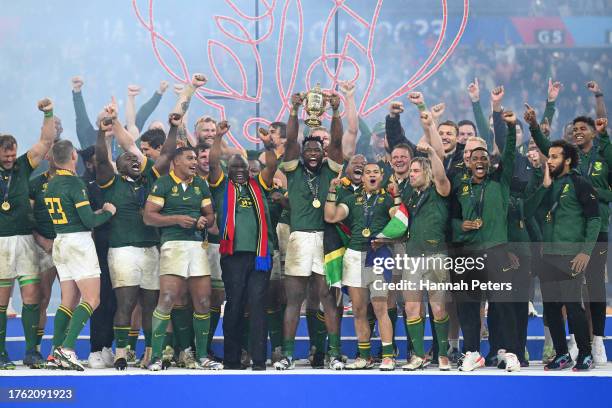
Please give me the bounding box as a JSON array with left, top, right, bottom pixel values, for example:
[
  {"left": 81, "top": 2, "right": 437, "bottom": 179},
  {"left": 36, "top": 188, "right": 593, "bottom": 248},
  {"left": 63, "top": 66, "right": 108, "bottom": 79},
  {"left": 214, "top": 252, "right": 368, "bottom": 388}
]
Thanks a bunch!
[
  {"left": 490, "top": 86, "right": 509, "bottom": 151},
  {"left": 324, "top": 178, "right": 349, "bottom": 223},
  {"left": 174, "top": 74, "right": 207, "bottom": 118},
  {"left": 355, "top": 117, "right": 372, "bottom": 156},
  {"left": 587, "top": 81, "right": 607, "bottom": 120},
  {"left": 284, "top": 93, "right": 303, "bottom": 162},
  {"left": 500, "top": 110, "right": 518, "bottom": 185},
  {"left": 208, "top": 121, "right": 229, "bottom": 184},
  {"left": 71, "top": 76, "right": 97, "bottom": 148},
  {"left": 385, "top": 101, "right": 413, "bottom": 151},
  {"left": 108, "top": 99, "right": 143, "bottom": 161},
  {"left": 94, "top": 115, "right": 116, "bottom": 187},
  {"left": 426, "top": 102, "right": 446, "bottom": 161},
  {"left": 418, "top": 112, "right": 450, "bottom": 197},
  {"left": 152, "top": 113, "right": 181, "bottom": 176},
  {"left": 258, "top": 128, "right": 279, "bottom": 188},
  {"left": 468, "top": 78, "right": 494, "bottom": 148},
  {"left": 125, "top": 85, "right": 141, "bottom": 140},
  {"left": 339, "top": 81, "right": 358, "bottom": 160},
  {"left": 327, "top": 91, "right": 344, "bottom": 164},
  {"left": 135, "top": 80, "right": 167, "bottom": 131},
  {"left": 543, "top": 78, "right": 561, "bottom": 124},
  {"left": 524, "top": 103, "right": 551, "bottom": 155},
  {"left": 27, "top": 98, "right": 56, "bottom": 168}
]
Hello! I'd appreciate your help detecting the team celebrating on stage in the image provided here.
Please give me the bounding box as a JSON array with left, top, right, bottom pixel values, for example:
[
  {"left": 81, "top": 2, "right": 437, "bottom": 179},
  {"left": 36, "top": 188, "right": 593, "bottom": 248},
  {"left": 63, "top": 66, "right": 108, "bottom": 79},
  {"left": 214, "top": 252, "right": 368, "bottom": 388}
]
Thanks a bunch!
[{"left": 0, "top": 72, "right": 609, "bottom": 373}]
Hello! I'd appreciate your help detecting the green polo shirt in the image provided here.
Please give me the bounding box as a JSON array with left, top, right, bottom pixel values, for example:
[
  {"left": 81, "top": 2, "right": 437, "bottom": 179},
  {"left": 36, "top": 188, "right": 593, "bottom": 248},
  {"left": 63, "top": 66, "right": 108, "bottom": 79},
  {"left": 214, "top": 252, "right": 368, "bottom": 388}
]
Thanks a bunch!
[
  {"left": 0, "top": 153, "right": 36, "bottom": 236},
  {"left": 45, "top": 169, "right": 113, "bottom": 233},
  {"left": 283, "top": 159, "right": 342, "bottom": 232},
  {"left": 147, "top": 170, "right": 212, "bottom": 244},
  {"left": 100, "top": 156, "right": 160, "bottom": 248},
  {"left": 29, "top": 171, "right": 56, "bottom": 239}
]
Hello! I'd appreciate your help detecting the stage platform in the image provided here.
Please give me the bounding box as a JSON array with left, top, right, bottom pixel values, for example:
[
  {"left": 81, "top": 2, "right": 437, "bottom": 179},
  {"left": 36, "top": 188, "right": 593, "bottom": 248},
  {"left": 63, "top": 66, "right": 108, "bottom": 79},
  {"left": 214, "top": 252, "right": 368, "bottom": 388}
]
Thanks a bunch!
[
  {"left": 1, "top": 362, "right": 611, "bottom": 408},
  {"left": 3, "top": 315, "right": 612, "bottom": 408}
]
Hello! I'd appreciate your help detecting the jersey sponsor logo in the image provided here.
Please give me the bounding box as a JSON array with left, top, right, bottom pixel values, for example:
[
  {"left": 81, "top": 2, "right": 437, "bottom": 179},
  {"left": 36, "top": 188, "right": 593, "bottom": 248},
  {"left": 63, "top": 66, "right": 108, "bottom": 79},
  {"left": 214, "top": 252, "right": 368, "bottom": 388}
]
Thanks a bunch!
[
  {"left": 562, "top": 184, "right": 570, "bottom": 193},
  {"left": 152, "top": 185, "right": 158, "bottom": 193},
  {"left": 42, "top": 182, "right": 48, "bottom": 192},
  {"left": 239, "top": 197, "right": 253, "bottom": 208},
  {"left": 182, "top": 196, "right": 192, "bottom": 201},
  {"left": 594, "top": 161, "right": 603, "bottom": 172},
  {"left": 461, "top": 185, "right": 469, "bottom": 196},
  {"left": 377, "top": 196, "right": 385, "bottom": 203},
  {"left": 194, "top": 186, "right": 201, "bottom": 195}
]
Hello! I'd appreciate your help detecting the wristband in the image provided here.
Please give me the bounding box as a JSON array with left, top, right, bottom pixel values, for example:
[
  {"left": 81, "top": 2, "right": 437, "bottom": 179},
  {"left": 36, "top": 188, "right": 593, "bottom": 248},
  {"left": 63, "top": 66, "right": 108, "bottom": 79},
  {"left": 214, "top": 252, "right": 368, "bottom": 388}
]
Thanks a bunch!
[
  {"left": 327, "top": 193, "right": 337, "bottom": 199},
  {"left": 393, "top": 197, "right": 402, "bottom": 205},
  {"left": 416, "top": 103, "right": 426, "bottom": 112},
  {"left": 595, "top": 92, "right": 604, "bottom": 98},
  {"left": 44, "top": 110, "right": 54, "bottom": 118},
  {"left": 326, "top": 199, "right": 337, "bottom": 203}
]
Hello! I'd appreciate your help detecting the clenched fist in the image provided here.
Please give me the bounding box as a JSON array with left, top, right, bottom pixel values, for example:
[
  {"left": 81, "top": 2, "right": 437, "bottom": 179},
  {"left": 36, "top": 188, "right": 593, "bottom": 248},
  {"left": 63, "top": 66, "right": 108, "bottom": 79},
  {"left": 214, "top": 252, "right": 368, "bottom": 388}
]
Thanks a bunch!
[
  {"left": 502, "top": 110, "right": 517, "bottom": 125},
  {"left": 72, "top": 76, "right": 84, "bottom": 92},
  {"left": 595, "top": 118, "right": 608, "bottom": 134},
  {"left": 191, "top": 73, "right": 207, "bottom": 88},
  {"left": 102, "top": 202, "right": 117, "bottom": 216},
  {"left": 168, "top": 113, "right": 183, "bottom": 128},
  {"left": 37, "top": 98, "right": 53, "bottom": 113},
  {"left": 127, "top": 85, "right": 141, "bottom": 97},
  {"left": 158, "top": 80, "right": 169, "bottom": 94}
]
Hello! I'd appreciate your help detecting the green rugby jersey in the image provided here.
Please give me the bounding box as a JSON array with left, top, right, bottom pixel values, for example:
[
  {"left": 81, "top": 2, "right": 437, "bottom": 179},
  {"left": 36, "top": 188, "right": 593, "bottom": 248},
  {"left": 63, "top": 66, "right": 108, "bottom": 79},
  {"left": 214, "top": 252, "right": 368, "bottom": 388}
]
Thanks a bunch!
[
  {"left": 404, "top": 185, "right": 448, "bottom": 256},
  {"left": 147, "top": 170, "right": 212, "bottom": 244},
  {"left": 44, "top": 169, "right": 113, "bottom": 233},
  {"left": 526, "top": 171, "right": 601, "bottom": 256},
  {"left": 0, "top": 153, "right": 36, "bottom": 236},
  {"left": 29, "top": 171, "right": 56, "bottom": 239},
  {"left": 338, "top": 190, "right": 394, "bottom": 251},
  {"left": 209, "top": 171, "right": 274, "bottom": 253},
  {"left": 530, "top": 125, "right": 612, "bottom": 232},
  {"left": 284, "top": 159, "right": 342, "bottom": 232},
  {"left": 100, "top": 156, "right": 160, "bottom": 248}
]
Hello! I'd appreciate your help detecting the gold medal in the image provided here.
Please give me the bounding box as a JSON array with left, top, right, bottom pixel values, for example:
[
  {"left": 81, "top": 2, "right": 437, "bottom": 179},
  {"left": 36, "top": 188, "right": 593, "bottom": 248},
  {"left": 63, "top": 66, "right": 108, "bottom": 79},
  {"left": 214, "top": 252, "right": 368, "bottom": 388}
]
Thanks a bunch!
[
  {"left": 201, "top": 240, "right": 209, "bottom": 249},
  {"left": 312, "top": 199, "right": 321, "bottom": 208},
  {"left": 362, "top": 228, "right": 371, "bottom": 237},
  {"left": 474, "top": 218, "right": 483, "bottom": 228},
  {"left": 545, "top": 211, "right": 552, "bottom": 223},
  {"left": 1, "top": 201, "right": 10, "bottom": 211}
]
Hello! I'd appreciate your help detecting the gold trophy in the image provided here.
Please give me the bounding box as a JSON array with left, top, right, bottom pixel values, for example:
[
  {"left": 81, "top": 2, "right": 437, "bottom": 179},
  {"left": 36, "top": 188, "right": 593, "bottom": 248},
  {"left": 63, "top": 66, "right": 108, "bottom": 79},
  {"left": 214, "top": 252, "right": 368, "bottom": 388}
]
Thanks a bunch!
[{"left": 302, "top": 83, "right": 326, "bottom": 128}]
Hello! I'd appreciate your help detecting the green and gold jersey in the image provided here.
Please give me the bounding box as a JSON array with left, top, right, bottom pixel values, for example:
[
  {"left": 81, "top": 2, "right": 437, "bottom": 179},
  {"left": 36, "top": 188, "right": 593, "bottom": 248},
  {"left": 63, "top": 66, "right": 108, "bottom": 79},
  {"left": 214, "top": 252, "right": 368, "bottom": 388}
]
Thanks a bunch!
[
  {"left": 338, "top": 190, "right": 394, "bottom": 251},
  {"left": 100, "top": 156, "right": 160, "bottom": 248},
  {"left": 209, "top": 171, "right": 274, "bottom": 253},
  {"left": 404, "top": 185, "right": 448, "bottom": 256},
  {"left": 283, "top": 159, "right": 342, "bottom": 232},
  {"left": 0, "top": 153, "right": 36, "bottom": 236},
  {"left": 45, "top": 169, "right": 113, "bottom": 233},
  {"left": 147, "top": 170, "right": 212, "bottom": 244},
  {"left": 29, "top": 171, "right": 56, "bottom": 239}
]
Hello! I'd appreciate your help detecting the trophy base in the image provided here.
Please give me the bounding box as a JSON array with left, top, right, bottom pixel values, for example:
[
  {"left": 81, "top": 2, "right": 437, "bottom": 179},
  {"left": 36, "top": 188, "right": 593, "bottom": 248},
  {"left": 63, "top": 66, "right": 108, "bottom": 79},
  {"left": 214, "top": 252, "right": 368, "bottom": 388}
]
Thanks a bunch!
[{"left": 305, "top": 117, "right": 322, "bottom": 128}]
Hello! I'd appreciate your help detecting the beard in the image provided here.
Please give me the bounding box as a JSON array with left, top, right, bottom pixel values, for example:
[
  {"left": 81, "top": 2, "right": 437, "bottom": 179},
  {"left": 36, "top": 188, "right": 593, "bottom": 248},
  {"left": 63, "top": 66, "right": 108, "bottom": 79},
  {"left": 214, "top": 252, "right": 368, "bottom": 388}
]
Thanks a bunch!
[{"left": 550, "top": 164, "right": 564, "bottom": 178}]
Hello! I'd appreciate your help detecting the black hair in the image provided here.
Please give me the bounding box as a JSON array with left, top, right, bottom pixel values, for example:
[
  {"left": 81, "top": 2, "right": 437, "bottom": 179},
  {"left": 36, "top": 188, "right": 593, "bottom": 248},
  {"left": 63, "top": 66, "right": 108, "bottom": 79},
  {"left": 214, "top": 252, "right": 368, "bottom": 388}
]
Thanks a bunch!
[
  {"left": 0, "top": 135, "right": 17, "bottom": 150},
  {"left": 572, "top": 116, "right": 596, "bottom": 129},
  {"left": 173, "top": 146, "right": 196, "bottom": 160},
  {"left": 270, "top": 122, "right": 287, "bottom": 139},
  {"left": 78, "top": 145, "right": 95, "bottom": 163},
  {"left": 302, "top": 135, "right": 324, "bottom": 148},
  {"left": 550, "top": 139, "right": 579, "bottom": 169},
  {"left": 457, "top": 120, "right": 478, "bottom": 136},
  {"left": 141, "top": 128, "right": 166, "bottom": 149}
]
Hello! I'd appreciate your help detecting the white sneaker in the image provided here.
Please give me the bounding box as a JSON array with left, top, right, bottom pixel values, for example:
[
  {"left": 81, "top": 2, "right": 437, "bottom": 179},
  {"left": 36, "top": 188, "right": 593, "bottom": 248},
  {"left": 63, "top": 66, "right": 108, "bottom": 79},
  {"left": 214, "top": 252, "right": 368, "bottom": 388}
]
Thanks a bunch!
[
  {"left": 458, "top": 351, "right": 484, "bottom": 372},
  {"left": 528, "top": 302, "right": 539, "bottom": 317},
  {"left": 101, "top": 347, "right": 114, "bottom": 368},
  {"left": 88, "top": 351, "right": 106, "bottom": 369},
  {"left": 55, "top": 347, "right": 84, "bottom": 371},
  {"left": 592, "top": 336, "right": 607, "bottom": 365},
  {"left": 568, "top": 334, "right": 579, "bottom": 361},
  {"left": 504, "top": 352, "right": 520, "bottom": 372}
]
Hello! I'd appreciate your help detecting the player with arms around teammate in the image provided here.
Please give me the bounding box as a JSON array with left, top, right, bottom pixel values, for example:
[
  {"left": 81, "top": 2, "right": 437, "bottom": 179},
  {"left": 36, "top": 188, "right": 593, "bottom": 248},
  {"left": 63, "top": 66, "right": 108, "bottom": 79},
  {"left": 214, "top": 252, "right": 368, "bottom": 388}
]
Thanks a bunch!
[
  {"left": 144, "top": 145, "right": 219, "bottom": 371},
  {"left": 0, "top": 99, "right": 55, "bottom": 369},
  {"left": 95, "top": 102, "right": 180, "bottom": 369},
  {"left": 45, "top": 140, "right": 117, "bottom": 370}
]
